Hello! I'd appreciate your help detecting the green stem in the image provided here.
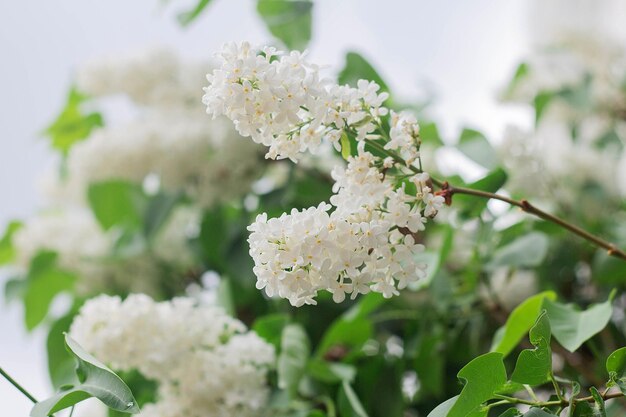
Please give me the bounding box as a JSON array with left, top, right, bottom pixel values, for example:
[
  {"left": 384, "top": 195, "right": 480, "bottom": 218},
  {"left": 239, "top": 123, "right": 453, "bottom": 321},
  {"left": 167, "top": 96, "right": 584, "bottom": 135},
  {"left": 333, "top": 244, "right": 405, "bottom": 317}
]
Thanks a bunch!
[
  {"left": 524, "top": 384, "right": 539, "bottom": 402},
  {"left": 550, "top": 373, "right": 565, "bottom": 402},
  {"left": 493, "top": 394, "right": 561, "bottom": 407},
  {"left": 0, "top": 366, "right": 38, "bottom": 403}
]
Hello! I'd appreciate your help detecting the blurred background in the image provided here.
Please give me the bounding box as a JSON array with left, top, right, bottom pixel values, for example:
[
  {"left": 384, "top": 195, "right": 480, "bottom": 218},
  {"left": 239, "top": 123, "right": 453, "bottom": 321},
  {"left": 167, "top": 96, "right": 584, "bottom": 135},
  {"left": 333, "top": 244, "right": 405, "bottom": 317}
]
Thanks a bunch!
[{"left": 2, "top": 0, "right": 626, "bottom": 414}]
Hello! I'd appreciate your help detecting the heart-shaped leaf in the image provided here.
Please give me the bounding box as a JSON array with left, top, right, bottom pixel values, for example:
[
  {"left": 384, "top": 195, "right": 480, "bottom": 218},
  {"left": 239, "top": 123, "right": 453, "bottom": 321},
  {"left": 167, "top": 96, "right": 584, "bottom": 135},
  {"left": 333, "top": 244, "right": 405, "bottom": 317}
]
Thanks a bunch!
[
  {"left": 511, "top": 311, "right": 552, "bottom": 385},
  {"left": 491, "top": 291, "right": 557, "bottom": 357},
  {"left": 448, "top": 352, "right": 507, "bottom": 417}
]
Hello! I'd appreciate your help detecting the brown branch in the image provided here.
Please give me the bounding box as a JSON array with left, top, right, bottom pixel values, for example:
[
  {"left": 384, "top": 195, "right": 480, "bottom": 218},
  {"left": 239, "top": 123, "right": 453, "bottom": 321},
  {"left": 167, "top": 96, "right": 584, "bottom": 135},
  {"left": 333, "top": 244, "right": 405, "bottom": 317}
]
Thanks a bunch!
[{"left": 434, "top": 180, "right": 626, "bottom": 262}]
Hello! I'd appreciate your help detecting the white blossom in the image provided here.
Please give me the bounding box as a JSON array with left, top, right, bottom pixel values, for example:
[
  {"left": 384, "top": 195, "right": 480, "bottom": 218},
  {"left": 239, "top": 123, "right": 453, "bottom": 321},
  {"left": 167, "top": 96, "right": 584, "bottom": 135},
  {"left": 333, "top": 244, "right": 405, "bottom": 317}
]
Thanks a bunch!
[
  {"left": 248, "top": 151, "right": 440, "bottom": 307},
  {"left": 12, "top": 206, "right": 197, "bottom": 295},
  {"left": 203, "top": 42, "right": 389, "bottom": 162},
  {"left": 70, "top": 294, "right": 275, "bottom": 417},
  {"left": 57, "top": 111, "right": 262, "bottom": 208}
]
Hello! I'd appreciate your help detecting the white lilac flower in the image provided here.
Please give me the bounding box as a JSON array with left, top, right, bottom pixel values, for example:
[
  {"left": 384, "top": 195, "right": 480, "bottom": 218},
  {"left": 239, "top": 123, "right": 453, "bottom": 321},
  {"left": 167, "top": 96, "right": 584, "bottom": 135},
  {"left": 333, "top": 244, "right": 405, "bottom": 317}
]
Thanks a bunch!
[
  {"left": 50, "top": 48, "right": 266, "bottom": 209},
  {"left": 12, "top": 206, "right": 197, "bottom": 295},
  {"left": 70, "top": 294, "right": 275, "bottom": 417},
  {"left": 76, "top": 47, "right": 207, "bottom": 108},
  {"left": 203, "top": 41, "right": 389, "bottom": 162},
  {"left": 58, "top": 111, "right": 262, "bottom": 208},
  {"left": 248, "top": 151, "right": 442, "bottom": 307}
]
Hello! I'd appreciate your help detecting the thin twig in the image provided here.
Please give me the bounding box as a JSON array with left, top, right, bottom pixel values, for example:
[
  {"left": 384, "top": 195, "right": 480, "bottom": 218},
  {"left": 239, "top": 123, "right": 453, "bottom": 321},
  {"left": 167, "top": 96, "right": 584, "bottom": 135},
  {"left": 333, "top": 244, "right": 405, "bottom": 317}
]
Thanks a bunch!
[{"left": 439, "top": 182, "right": 626, "bottom": 262}]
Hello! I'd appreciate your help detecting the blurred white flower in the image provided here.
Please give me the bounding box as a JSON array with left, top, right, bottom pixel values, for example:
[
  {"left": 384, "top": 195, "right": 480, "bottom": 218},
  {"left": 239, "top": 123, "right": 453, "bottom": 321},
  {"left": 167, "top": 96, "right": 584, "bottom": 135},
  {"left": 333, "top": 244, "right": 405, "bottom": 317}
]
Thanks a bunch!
[{"left": 70, "top": 294, "right": 275, "bottom": 417}]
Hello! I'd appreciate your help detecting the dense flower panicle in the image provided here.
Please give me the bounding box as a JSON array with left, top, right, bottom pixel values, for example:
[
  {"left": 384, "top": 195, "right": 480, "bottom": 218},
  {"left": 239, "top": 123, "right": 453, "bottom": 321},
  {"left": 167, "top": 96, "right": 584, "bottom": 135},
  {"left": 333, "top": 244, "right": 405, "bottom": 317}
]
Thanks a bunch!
[
  {"left": 77, "top": 48, "right": 207, "bottom": 108},
  {"left": 57, "top": 112, "right": 262, "bottom": 208},
  {"left": 50, "top": 48, "right": 265, "bottom": 208},
  {"left": 12, "top": 207, "right": 198, "bottom": 295},
  {"left": 248, "top": 151, "right": 444, "bottom": 307},
  {"left": 203, "top": 41, "right": 389, "bottom": 162},
  {"left": 202, "top": 42, "right": 444, "bottom": 305},
  {"left": 70, "top": 294, "right": 275, "bottom": 417}
]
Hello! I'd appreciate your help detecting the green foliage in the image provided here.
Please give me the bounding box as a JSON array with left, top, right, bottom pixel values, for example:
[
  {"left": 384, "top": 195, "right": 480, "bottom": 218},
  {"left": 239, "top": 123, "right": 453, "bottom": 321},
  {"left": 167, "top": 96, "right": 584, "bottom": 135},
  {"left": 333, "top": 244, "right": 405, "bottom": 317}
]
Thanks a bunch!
[
  {"left": 316, "top": 293, "right": 385, "bottom": 358},
  {"left": 278, "top": 324, "right": 310, "bottom": 398},
  {"left": 177, "top": 0, "right": 214, "bottom": 26},
  {"left": 47, "top": 309, "right": 80, "bottom": 388},
  {"left": 523, "top": 409, "right": 555, "bottom": 417},
  {"left": 448, "top": 352, "right": 507, "bottom": 417},
  {"left": 253, "top": 313, "right": 291, "bottom": 349},
  {"left": 543, "top": 291, "right": 615, "bottom": 352},
  {"left": 88, "top": 180, "right": 147, "bottom": 231},
  {"left": 88, "top": 180, "right": 183, "bottom": 256},
  {"left": 491, "top": 291, "right": 557, "bottom": 357},
  {"left": 454, "top": 168, "right": 508, "bottom": 217},
  {"left": 427, "top": 396, "right": 459, "bottom": 417},
  {"left": 257, "top": 0, "right": 313, "bottom": 50},
  {"left": 338, "top": 380, "right": 369, "bottom": 417},
  {"left": 487, "top": 232, "right": 549, "bottom": 270},
  {"left": 510, "top": 311, "right": 552, "bottom": 386},
  {"left": 606, "top": 347, "right": 626, "bottom": 393},
  {"left": 533, "top": 92, "right": 553, "bottom": 125},
  {"left": 457, "top": 128, "right": 498, "bottom": 170},
  {"left": 23, "top": 251, "right": 76, "bottom": 330},
  {"left": 503, "top": 62, "right": 529, "bottom": 98},
  {"left": 0, "top": 221, "right": 22, "bottom": 265},
  {"left": 44, "top": 88, "right": 103, "bottom": 155},
  {"left": 31, "top": 334, "right": 139, "bottom": 417},
  {"left": 341, "top": 131, "right": 352, "bottom": 160},
  {"left": 307, "top": 359, "right": 356, "bottom": 384},
  {"left": 338, "top": 52, "right": 389, "bottom": 93}
]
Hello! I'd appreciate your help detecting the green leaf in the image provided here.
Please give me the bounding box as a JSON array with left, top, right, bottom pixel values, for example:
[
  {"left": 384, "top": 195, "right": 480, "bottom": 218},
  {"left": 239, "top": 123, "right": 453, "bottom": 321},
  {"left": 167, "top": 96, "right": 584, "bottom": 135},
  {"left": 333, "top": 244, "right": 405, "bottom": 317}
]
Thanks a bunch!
[
  {"left": 511, "top": 311, "right": 552, "bottom": 385},
  {"left": 523, "top": 409, "right": 556, "bottom": 417},
  {"left": 533, "top": 92, "right": 553, "bottom": 125},
  {"left": 606, "top": 347, "right": 626, "bottom": 393},
  {"left": 572, "top": 401, "right": 595, "bottom": 417},
  {"left": 448, "top": 352, "right": 507, "bottom": 417},
  {"left": 427, "top": 396, "right": 459, "bottom": 417},
  {"left": 414, "top": 327, "right": 445, "bottom": 396},
  {"left": 338, "top": 380, "right": 369, "bottom": 417},
  {"left": 457, "top": 128, "right": 497, "bottom": 170},
  {"left": 340, "top": 131, "right": 352, "bottom": 160},
  {"left": 88, "top": 181, "right": 147, "bottom": 231},
  {"left": 503, "top": 62, "right": 529, "bottom": 98},
  {"left": 590, "top": 387, "right": 606, "bottom": 416},
  {"left": 31, "top": 334, "right": 139, "bottom": 416},
  {"left": 45, "top": 88, "right": 103, "bottom": 155},
  {"left": 142, "top": 191, "right": 183, "bottom": 241},
  {"left": 316, "top": 293, "right": 385, "bottom": 358},
  {"left": 419, "top": 121, "right": 444, "bottom": 146},
  {"left": 277, "top": 324, "right": 310, "bottom": 398},
  {"left": 498, "top": 409, "right": 522, "bottom": 417},
  {"left": 23, "top": 251, "right": 76, "bottom": 330},
  {"left": 491, "top": 291, "right": 557, "bottom": 357},
  {"left": 454, "top": 168, "right": 508, "bottom": 217},
  {"left": 47, "top": 310, "right": 79, "bottom": 388},
  {"left": 307, "top": 359, "right": 356, "bottom": 384},
  {"left": 0, "top": 221, "right": 23, "bottom": 265},
  {"left": 256, "top": 0, "right": 313, "bottom": 50},
  {"left": 487, "top": 232, "right": 549, "bottom": 270},
  {"left": 543, "top": 292, "right": 615, "bottom": 352},
  {"left": 252, "top": 313, "right": 291, "bottom": 350},
  {"left": 177, "top": 0, "right": 213, "bottom": 26},
  {"left": 338, "top": 52, "right": 389, "bottom": 93}
]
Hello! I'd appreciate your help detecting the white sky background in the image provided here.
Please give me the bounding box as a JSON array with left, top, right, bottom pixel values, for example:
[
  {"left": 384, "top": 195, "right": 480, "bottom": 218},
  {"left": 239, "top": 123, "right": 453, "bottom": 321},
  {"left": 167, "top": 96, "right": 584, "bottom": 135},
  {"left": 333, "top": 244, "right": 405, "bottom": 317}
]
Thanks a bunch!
[{"left": 0, "top": 0, "right": 583, "bottom": 413}]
